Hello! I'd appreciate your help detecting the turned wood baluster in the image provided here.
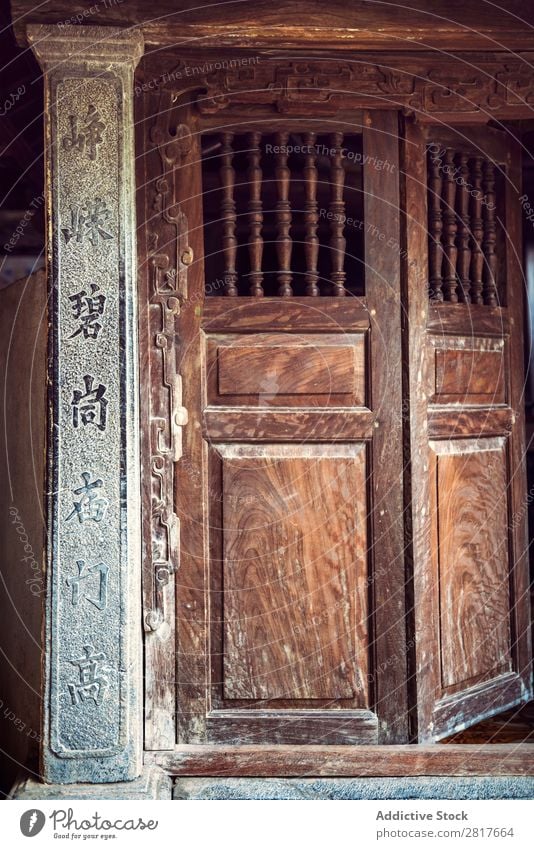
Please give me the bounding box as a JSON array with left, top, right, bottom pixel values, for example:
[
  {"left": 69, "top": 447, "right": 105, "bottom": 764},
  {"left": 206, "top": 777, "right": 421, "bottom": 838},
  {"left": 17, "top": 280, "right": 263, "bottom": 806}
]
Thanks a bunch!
[
  {"left": 220, "top": 132, "right": 238, "bottom": 296},
  {"left": 303, "top": 132, "right": 320, "bottom": 296},
  {"left": 275, "top": 132, "right": 293, "bottom": 296},
  {"left": 456, "top": 152, "right": 472, "bottom": 303},
  {"left": 442, "top": 148, "right": 458, "bottom": 302},
  {"left": 469, "top": 156, "right": 485, "bottom": 304},
  {"left": 428, "top": 149, "right": 444, "bottom": 302},
  {"left": 482, "top": 159, "right": 498, "bottom": 306},
  {"left": 329, "top": 133, "right": 346, "bottom": 296},
  {"left": 247, "top": 132, "right": 264, "bottom": 296}
]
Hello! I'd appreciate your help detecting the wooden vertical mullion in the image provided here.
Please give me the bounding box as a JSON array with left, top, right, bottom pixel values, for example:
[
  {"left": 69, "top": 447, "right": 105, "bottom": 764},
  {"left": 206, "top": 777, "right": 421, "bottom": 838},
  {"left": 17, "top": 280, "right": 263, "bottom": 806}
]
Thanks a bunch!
[
  {"left": 137, "top": 92, "right": 177, "bottom": 750},
  {"left": 174, "top": 107, "right": 210, "bottom": 743},
  {"left": 400, "top": 117, "right": 435, "bottom": 742},
  {"left": 504, "top": 138, "right": 532, "bottom": 697},
  {"left": 363, "top": 110, "right": 409, "bottom": 743}
]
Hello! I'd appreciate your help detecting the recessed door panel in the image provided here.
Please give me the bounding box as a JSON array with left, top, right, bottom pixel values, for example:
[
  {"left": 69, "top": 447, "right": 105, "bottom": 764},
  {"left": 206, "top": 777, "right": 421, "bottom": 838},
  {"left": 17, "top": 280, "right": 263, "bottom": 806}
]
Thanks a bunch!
[{"left": 219, "top": 443, "right": 368, "bottom": 702}]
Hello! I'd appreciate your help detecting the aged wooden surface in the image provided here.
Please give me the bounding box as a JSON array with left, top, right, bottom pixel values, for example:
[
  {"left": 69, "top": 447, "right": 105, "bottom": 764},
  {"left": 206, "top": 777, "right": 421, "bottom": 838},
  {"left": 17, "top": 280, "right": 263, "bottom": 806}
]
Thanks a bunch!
[
  {"left": 405, "top": 121, "right": 532, "bottom": 742},
  {"left": 207, "top": 333, "right": 366, "bottom": 407},
  {"left": 363, "top": 111, "right": 408, "bottom": 743},
  {"left": 14, "top": 2, "right": 534, "bottom": 53},
  {"left": 219, "top": 444, "right": 368, "bottom": 702},
  {"left": 430, "top": 440, "right": 512, "bottom": 693},
  {"left": 205, "top": 710, "right": 378, "bottom": 746},
  {"left": 146, "top": 743, "right": 534, "bottom": 777},
  {"left": 432, "top": 348, "right": 505, "bottom": 405}
]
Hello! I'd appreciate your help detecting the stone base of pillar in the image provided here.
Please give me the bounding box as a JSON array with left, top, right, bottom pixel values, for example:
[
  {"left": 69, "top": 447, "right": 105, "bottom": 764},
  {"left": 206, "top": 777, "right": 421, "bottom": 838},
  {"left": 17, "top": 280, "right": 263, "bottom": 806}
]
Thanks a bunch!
[{"left": 10, "top": 767, "right": 171, "bottom": 800}]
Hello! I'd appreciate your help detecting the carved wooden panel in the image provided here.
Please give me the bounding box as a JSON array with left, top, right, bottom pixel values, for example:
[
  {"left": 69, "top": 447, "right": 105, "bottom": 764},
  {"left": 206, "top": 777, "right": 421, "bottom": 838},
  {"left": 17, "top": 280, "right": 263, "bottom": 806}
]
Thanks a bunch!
[
  {"left": 431, "top": 347, "right": 505, "bottom": 405},
  {"left": 217, "top": 443, "right": 368, "bottom": 703},
  {"left": 430, "top": 438, "right": 512, "bottom": 695},
  {"left": 207, "top": 333, "right": 366, "bottom": 408}
]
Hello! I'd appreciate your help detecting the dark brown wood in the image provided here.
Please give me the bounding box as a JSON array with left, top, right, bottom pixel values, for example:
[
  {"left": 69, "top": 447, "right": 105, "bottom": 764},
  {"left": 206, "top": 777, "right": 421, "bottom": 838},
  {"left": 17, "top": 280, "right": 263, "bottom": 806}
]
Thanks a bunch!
[
  {"left": 428, "top": 408, "right": 514, "bottom": 440},
  {"left": 146, "top": 743, "right": 534, "bottom": 777},
  {"left": 429, "top": 439, "right": 512, "bottom": 697},
  {"left": 206, "top": 710, "right": 378, "bottom": 745},
  {"left": 503, "top": 135, "right": 533, "bottom": 713},
  {"left": 247, "top": 131, "right": 264, "bottom": 296},
  {"left": 220, "top": 131, "right": 238, "bottom": 296},
  {"left": 430, "top": 346, "right": 506, "bottom": 406},
  {"left": 401, "top": 117, "right": 434, "bottom": 743},
  {"left": 456, "top": 152, "right": 471, "bottom": 302},
  {"left": 17, "top": 3, "right": 534, "bottom": 55},
  {"left": 482, "top": 159, "right": 498, "bottom": 306},
  {"left": 201, "top": 297, "right": 369, "bottom": 332},
  {"left": 203, "top": 409, "right": 375, "bottom": 442},
  {"left": 363, "top": 111, "right": 408, "bottom": 743},
  {"left": 219, "top": 444, "right": 368, "bottom": 701},
  {"left": 428, "top": 149, "right": 444, "bottom": 302},
  {"left": 404, "top": 121, "right": 532, "bottom": 742},
  {"left": 427, "top": 304, "right": 508, "bottom": 335},
  {"left": 275, "top": 131, "right": 293, "bottom": 296},
  {"left": 303, "top": 132, "right": 320, "bottom": 296},
  {"left": 206, "top": 333, "right": 366, "bottom": 407},
  {"left": 442, "top": 148, "right": 458, "bottom": 302},
  {"left": 329, "top": 132, "right": 346, "bottom": 296},
  {"left": 137, "top": 91, "right": 188, "bottom": 749},
  {"left": 470, "top": 157, "right": 485, "bottom": 305}
]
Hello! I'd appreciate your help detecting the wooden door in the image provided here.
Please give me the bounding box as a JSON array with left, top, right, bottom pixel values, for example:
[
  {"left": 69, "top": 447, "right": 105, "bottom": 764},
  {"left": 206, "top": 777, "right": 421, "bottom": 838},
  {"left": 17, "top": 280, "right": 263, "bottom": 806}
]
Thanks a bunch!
[
  {"left": 403, "top": 122, "right": 533, "bottom": 741},
  {"left": 138, "top": 101, "right": 410, "bottom": 748}
]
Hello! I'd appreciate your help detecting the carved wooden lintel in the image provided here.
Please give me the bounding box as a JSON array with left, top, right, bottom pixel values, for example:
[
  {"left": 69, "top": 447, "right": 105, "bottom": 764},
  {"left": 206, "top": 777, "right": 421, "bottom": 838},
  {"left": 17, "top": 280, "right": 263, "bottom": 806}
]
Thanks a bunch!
[
  {"left": 144, "top": 101, "right": 191, "bottom": 634},
  {"left": 138, "top": 56, "right": 534, "bottom": 121}
]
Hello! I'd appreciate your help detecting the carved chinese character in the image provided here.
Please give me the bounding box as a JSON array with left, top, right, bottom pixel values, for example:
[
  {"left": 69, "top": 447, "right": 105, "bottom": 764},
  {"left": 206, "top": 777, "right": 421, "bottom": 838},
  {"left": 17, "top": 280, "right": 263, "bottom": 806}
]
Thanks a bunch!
[
  {"left": 68, "top": 644, "right": 109, "bottom": 706},
  {"left": 66, "top": 472, "right": 109, "bottom": 524},
  {"left": 71, "top": 375, "right": 108, "bottom": 432},
  {"left": 67, "top": 560, "right": 109, "bottom": 611},
  {"left": 63, "top": 105, "right": 105, "bottom": 161},
  {"left": 69, "top": 283, "right": 106, "bottom": 339},
  {"left": 61, "top": 199, "right": 113, "bottom": 246}
]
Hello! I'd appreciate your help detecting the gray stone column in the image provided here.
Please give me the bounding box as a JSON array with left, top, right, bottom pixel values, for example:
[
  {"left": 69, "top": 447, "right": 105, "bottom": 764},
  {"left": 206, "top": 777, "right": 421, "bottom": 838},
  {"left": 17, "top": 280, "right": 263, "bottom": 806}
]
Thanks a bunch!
[{"left": 28, "top": 25, "right": 144, "bottom": 784}]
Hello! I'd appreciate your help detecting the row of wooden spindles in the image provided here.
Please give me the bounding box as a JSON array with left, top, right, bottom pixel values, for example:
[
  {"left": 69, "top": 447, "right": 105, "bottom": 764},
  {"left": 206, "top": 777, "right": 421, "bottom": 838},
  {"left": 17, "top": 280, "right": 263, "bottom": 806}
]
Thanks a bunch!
[
  {"left": 428, "top": 148, "right": 499, "bottom": 306},
  {"left": 219, "top": 131, "right": 347, "bottom": 296}
]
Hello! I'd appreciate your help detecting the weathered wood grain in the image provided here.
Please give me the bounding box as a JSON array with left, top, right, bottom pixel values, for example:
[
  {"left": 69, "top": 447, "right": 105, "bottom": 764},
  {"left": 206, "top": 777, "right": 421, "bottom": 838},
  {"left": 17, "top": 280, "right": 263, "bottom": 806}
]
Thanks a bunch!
[
  {"left": 430, "top": 440, "right": 512, "bottom": 692},
  {"left": 146, "top": 743, "right": 534, "bottom": 777},
  {"left": 206, "top": 710, "right": 378, "bottom": 746},
  {"left": 203, "top": 409, "right": 374, "bottom": 442},
  {"left": 207, "top": 333, "right": 365, "bottom": 408},
  {"left": 218, "top": 444, "right": 368, "bottom": 702},
  {"left": 202, "top": 297, "right": 369, "bottom": 332},
  {"left": 432, "top": 348, "right": 505, "bottom": 405}
]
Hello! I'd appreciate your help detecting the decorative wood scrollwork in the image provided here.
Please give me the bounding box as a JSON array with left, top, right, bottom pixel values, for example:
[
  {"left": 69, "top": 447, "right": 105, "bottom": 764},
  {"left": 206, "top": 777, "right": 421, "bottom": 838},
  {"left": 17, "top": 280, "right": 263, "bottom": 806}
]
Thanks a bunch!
[
  {"left": 141, "top": 56, "right": 534, "bottom": 121},
  {"left": 144, "top": 104, "right": 191, "bottom": 633}
]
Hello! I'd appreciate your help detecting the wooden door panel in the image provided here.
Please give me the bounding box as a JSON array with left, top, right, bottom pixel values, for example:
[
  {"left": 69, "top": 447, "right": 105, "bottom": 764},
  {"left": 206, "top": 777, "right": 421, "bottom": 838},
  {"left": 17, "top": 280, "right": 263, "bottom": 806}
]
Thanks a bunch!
[
  {"left": 404, "top": 121, "right": 532, "bottom": 742},
  {"left": 206, "top": 332, "right": 366, "bottom": 408},
  {"left": 430, "top": 438, "right": 512, "bottom": 694},
  {"left": 219, "top": 443, "right": 368, "bottom": 702}
]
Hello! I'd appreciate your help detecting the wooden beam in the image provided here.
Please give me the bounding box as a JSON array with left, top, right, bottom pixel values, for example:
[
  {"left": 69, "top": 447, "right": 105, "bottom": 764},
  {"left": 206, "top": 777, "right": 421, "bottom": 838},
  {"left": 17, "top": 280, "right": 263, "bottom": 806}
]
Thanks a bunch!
[
  {"left": 11, "top": 1, "right": 534, "bottom": 52},
  {"left": 146, "top": 743, "right": 534, "bottom": 777}
]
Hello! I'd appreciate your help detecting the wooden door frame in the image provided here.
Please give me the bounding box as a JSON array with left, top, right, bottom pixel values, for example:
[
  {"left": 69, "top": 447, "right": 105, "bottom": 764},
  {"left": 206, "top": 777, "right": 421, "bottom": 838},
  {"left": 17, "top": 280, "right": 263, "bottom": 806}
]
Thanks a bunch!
[
  {"left": 136, "top": 81, "right": 532, "bottom": 769},
  {"left": 137, "top": 96, "right": 412, "bottom": 752}
]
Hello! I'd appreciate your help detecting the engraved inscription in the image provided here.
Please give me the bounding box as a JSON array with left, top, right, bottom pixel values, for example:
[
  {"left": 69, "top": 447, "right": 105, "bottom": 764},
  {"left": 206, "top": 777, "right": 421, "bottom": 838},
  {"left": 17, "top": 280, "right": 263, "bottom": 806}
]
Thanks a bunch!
[
  {"left": 66, "top": 472, "right": 109, "bottom": 524},
  {"left": 68, "top": 644, "right": 110, "bottom": 706},
  {"left": 67, "top": 560, "right": 109, "bottom": 611},
  {"left": 62, "top": 199, "right": 113, "bottom": 246},
  {"left": 69, "top": 283, "right": 107, "bottom": 340},
  {"left": 71, "top": 375, "right": 108, "bottom": 432},
  {"left": 62, "top": 104, "right": 105, "bottom": 161}
]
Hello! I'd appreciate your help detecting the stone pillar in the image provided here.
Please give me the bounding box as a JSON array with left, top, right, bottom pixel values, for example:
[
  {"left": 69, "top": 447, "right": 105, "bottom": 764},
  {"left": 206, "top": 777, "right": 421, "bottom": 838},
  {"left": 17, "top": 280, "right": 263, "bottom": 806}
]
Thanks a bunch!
[{"left": 27, "top": 25, "right": 144, "bottom": 784}]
